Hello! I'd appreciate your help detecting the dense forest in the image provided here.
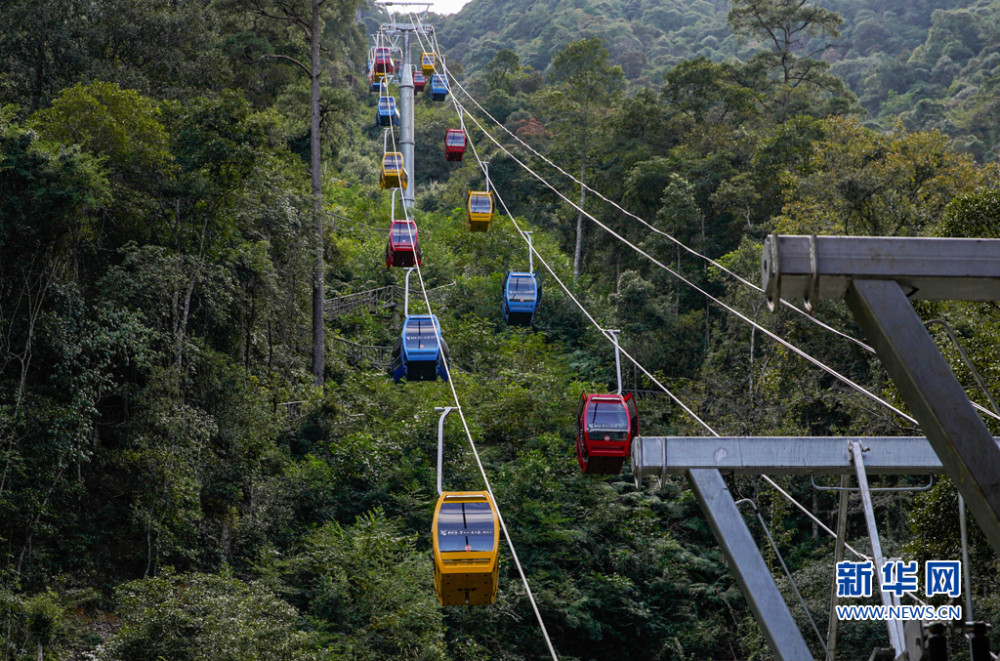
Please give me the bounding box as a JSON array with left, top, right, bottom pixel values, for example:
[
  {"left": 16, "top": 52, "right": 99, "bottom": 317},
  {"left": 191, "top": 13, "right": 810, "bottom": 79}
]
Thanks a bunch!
[
  {"left": 2, "top": 0, "right": 1000, "bottom": 659},
  {"left": 436, "top": 0, "right": 1000, "bottom": 160}
]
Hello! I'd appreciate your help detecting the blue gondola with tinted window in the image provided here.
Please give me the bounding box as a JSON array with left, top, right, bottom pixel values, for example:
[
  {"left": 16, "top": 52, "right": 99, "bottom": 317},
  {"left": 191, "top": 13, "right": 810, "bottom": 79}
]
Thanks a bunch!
[
  {"left": 430, "top": 74, "right": 449, "bottom": 101},
  {"left": 502, "top": 271, "right": 541, "bottom": 326},
  {"left": 502, "top": 231, "right": 541, "bottom": 325},
  {"left": 376, "top": 96, "right": 399, "bottom": 127},
  {"left": 391, "top": 314, "right": 450, "bottom": 382}
]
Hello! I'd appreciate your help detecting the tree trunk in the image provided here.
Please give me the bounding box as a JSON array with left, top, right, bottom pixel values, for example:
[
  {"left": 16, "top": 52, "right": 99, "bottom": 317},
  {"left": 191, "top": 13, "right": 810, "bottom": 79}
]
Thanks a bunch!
[
  {"left": 573, "top": 159, "right": 586, "bottom": 281},
  {"left": 310, "top": 0, "right": 325, "bottom": 387}
]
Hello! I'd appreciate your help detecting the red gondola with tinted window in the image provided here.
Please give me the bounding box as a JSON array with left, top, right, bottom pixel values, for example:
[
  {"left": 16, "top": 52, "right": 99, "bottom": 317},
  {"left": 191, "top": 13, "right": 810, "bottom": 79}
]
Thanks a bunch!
[
  {"left": 385, "top": 219, "right": 422, "bottom": 268},
  {"left": 374, "top": 47, "right": 394, "bottom": 75},
  {"left": 413, "top": 70, "right": 426, "bottom": 91},
  {"left": 575, "top": 392, "right": 638, "bottom": 475},
  {"left": 445, "top": 129, "right": 466, "bottom": 162}
]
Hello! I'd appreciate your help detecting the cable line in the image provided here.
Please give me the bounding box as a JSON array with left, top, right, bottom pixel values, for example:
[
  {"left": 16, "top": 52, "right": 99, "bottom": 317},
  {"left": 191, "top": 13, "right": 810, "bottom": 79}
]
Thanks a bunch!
[
  {"left": 387, "top": 23, "right": 560, "bottom": 658},
  {"left": 416, "top": 22, "right": 943, "bottom": 626},
  {"left": 443, "top": 71, "right": 1000, "bottom": 426},
  {"left": 442, "top": 71, "right": 875, "bottom": 350},
  {"left": 454, "top": 102, "right": 921, "bottom": 429}
]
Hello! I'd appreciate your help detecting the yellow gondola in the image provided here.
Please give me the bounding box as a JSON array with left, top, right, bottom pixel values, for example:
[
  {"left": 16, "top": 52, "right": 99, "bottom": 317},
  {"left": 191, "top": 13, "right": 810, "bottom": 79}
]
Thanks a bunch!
[
  {"left": 421, "top": 51, "right": 436, "bottom": 75},
  {"left": 465, "top": 190, "right": 493, "bottom": 232},
  {"left": 432, "top": 491, "right": 500, "bottom": 606},
  {"left": 381, "top": 152, "right": 407, "bottom": 190}
]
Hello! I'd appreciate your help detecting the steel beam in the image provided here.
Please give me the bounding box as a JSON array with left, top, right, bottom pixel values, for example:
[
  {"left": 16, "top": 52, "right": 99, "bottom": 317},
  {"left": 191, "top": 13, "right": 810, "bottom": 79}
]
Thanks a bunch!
[
  {"left": 631, "top": 436, "right": 972, "bottom": 485},
  {"left": 846, "top": 278, "right": 1000, "bottom": 555},
  {"left": 688, "top": 469, "right": 814, "bottom": 661},
  {"left": 761, "top": 235, "right": 1000, "bottom": 306},
  {"left": 851, "top": 441, "right": 905, "bottom": 655}
]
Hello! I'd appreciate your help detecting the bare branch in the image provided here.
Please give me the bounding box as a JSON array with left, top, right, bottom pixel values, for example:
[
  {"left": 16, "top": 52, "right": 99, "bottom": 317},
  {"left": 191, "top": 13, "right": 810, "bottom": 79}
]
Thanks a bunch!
[{"left": 258, "top": 53, "right": 311, "bottom": 77}]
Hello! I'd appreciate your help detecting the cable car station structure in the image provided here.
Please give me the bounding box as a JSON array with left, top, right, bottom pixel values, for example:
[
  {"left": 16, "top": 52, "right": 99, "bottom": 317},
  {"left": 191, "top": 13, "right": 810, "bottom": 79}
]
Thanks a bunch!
[{"left": 633, "top": 236, "right": 1000, "bottom": 661}]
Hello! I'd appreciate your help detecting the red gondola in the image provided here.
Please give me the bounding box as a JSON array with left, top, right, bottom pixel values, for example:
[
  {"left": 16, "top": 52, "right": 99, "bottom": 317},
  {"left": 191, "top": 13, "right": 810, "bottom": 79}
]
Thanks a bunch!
[
  {"left": 445, "top": 129, "right": 466, "bottom": 162},
  {"left": 385, "top": 219, "right": 422, "bottom": 268},
  {"left": 374, "top": 47, "right": 394, "bottom": 75},
  {"left": 413, "top": 70, "right": 426, "bottom": 92},
  {"left": 575, "top": 392, "right": 637, "bottom": 475}
]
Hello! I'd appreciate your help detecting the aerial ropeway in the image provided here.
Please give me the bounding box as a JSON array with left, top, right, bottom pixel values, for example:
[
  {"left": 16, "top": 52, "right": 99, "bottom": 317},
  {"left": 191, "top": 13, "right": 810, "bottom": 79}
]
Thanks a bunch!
[
  {"left": 391, "top": 314, "right": 449, "bottom": 382},
  {"left": 390, "top": 270, "right": 449, "bottom": 382},
  {"left": 373, "top": 46, "right": 394, "bottom": 76},
  {"left": 575, "top": 331, "right": 638, "bottom": 475},
  {"left": 466, "top": 190, "right": 494, "bottom": 232},
  {"left": 445, "top": 129, "right": 466, "bottom": 162},
  {"left": 381, "top": 152, "right": 407, "bottom": 190},
  {"left": 430, "top": 74, "right": 449, "bottom": 101},
  {"left": 386, "top": 219, "right": 421, "bottom": 268},
  {"left": 421, "top": 51, "right": 436, "bottom": 75},
  {"left": 502, "top": 231, "right": 541, "bottom": 325},
  {"left": 503, "top": 272, "right": 541, "bottom": 326},
  {"left": 432, "top": 491, "right": 500, "bottom": 606},
  {"left": 575, "top": 392, "right": 637, "bottom": 474},
  {"left": 376, "top": 96, "right": 399, "bottom": 127}
]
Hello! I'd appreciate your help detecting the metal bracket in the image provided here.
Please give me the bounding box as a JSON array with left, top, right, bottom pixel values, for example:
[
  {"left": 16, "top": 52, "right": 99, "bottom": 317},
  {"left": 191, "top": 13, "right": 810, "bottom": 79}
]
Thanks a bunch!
[
  {"left": 851, "top": 440, "right": 905, "bottom": 656},
  {"left": 762, "top": 235, "right": 1000, "bottom": 555},
  {"left": 688, "top": 469, "right": 813, "bottom": 660}
]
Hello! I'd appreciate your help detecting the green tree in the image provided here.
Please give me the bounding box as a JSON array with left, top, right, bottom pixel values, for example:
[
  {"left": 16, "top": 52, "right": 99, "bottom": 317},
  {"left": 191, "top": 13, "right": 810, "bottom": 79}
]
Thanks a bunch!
[
  {"left": 484, "top": 48, "right": 520, "bottom": 94},
  {"left": 94, "top": 570, "right": 317, "bottom": 661},
  {"left": 542, "top": 38, "right": 625, "bottom": 280},
  {"left": 225, "top": 0, "right": 363, "bottom": 386},
  {"left": 777, "top": 117, "right": 980, "bottom": 236},
  {"left": 728, "top": 0, "right": 850, "bottom": 118}
]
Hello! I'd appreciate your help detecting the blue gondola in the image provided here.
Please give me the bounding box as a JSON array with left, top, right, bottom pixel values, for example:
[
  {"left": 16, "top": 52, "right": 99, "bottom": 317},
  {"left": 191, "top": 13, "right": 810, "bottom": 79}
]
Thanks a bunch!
[
  {"left": 430, "top": 74, "right": 449, "bottom": 101},
  {"left": 377, "top": 96, "right": 399, "bottom": 127},
  {"left": 502, "top": 271, "right": 541, "bottom": 326},
  {"left": 390, "top": 314, "right": 450, "bottom": 382}
]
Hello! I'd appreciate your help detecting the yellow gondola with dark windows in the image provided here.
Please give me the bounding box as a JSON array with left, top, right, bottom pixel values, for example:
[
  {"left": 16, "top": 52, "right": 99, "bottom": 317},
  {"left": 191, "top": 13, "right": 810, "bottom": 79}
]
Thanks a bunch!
[
  {"left": 421, "top": 51, "right": 436, "bottom": 75},
  {"left": 465, "top": 190, "right": 494, "bottom": 232},
  {"left": 432, "top": 491, "right": 500, "bottom": 606},
  {"left": 381, "top": 152, "right": 407, "bottom": 190}
]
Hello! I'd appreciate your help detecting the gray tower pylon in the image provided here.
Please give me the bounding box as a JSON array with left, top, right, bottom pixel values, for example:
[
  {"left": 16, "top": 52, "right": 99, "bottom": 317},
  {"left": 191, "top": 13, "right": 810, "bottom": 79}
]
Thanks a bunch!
[{"left": 399, "top": 32, "right": 415, "bottom": 210}]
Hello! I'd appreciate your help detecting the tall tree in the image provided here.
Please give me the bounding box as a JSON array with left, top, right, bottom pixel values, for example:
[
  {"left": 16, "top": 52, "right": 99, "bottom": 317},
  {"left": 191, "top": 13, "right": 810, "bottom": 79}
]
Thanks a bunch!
[
  {"left": 727, "top": 0, "right": 848, "bottom": 118},
  {"left": 235, "top": 0, "right": 360, "bottom": 386},
  {"left": 543, "top": 38, "right": 625, "bottom": 280}
]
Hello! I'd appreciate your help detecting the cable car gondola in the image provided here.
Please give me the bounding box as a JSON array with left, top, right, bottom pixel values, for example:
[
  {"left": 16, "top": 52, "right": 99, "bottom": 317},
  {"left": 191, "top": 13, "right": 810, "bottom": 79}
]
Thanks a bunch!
[
  {"left": 385, "top": 219, "right": 421, "bottom": 268},
  {"left": 413, "top": 70, "right": 427, "bottom": 92},
  {"left": 374, "top": 46, "right": 394, "bottom": 75},
  {"left": 432, "top": 491, "right": 500, "bottom": 606},
  {"left": 381, "top": 152, "right": 407, "bottom": 189},
  {"left": 376, "top": 96, "right": 399, "bottom": 127},
  {"left": 421, "top": 51, "right": 436, "bottom": 76},
  {"left": 465, "top": 190, "right": 494, "bottom": 232},
  {"left": 430, "top": 74, "right": 449, "bottom": 101},
  {"left": 445, "top": 129, "right": 466, "bottom": 162},
  {"left": 502, "top": 271, "right": 541, "bottom": 326},
  {"left": 390, "top": 314, "right": 449, "bottom": 382},
  {"left": 575, "top": 392, "right": 638, "bottom": 475}
]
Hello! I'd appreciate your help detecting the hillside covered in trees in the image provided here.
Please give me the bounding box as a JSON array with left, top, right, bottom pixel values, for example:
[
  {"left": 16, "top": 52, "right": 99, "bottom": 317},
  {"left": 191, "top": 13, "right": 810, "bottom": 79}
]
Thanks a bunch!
[
  {"left": 2, "top": 0, "right": 1000, "bottom": 659},
  {"left": 436, "top": 0, "right": 1000, "bottom": 160}
]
